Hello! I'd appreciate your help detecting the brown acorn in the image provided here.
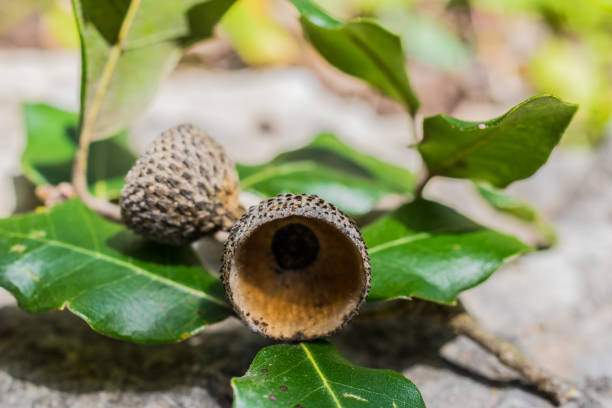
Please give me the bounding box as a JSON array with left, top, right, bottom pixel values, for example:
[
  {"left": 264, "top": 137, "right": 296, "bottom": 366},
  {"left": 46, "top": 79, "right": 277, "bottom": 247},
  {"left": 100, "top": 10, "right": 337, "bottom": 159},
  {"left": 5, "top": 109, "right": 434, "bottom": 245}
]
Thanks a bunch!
[
  {"left": 120, "top": 124, "right": 243, "bottom": 245},
  {"left": 221, "top": 193, "right": 371, "bottom": 341}
]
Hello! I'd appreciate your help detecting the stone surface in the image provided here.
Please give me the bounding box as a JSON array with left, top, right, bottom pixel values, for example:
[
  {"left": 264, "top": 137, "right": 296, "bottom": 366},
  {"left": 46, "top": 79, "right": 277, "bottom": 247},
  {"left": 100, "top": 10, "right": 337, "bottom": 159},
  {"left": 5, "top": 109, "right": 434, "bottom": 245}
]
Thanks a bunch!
[
  {"left": 0, "top": 49, "right": 611, "bottom": 407},
  {"left": 0, "top": 307, "right": 270, "bottom": 408}
]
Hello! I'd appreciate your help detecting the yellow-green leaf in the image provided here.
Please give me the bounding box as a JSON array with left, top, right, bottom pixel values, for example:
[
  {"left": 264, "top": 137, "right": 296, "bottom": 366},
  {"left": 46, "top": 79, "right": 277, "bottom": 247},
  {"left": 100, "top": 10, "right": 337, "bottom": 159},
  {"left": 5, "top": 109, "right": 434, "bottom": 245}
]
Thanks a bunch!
[{"left": 73, "top": 0, "right": 235, "bottom": 139}]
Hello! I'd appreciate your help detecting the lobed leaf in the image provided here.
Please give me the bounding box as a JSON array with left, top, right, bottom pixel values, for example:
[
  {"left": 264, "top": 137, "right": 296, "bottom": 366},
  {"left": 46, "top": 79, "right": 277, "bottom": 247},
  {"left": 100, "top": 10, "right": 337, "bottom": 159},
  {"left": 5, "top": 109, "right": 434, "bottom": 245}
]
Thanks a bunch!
[
  {"left": 0, "top": 200, "right": 231, "bottom": 344},
  {"left": 21, "top": 103, "right": 135, "bottom": 200},
  {"left": 288, "top": 0, "right": 420, "bottom": 114},
  {"left": 73, "top": 0, "right": 236, "bottom": 139},
  {"left": 418, "top": 95, "right": 577, "bottom": 187},
  {"left": 363, "top": 199, "right": 531, "bottom": 304},
  {"left": 232, "top": 341, "right": 425, "bottom": 408},
  {"left": 238, "top": 133, "right": 415, "bottom": 215}
]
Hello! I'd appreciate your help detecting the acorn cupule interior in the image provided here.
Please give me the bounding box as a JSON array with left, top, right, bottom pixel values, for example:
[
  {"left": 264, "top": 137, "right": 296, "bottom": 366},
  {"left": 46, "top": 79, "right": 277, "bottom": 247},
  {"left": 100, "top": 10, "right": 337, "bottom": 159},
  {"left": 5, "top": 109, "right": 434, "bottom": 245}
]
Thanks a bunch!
[
  {"left": 228, "top": 215, "right": 366, "bottom": 340},
  {"left": 271, "top": 222, "right": 320, "bottom": 270}
]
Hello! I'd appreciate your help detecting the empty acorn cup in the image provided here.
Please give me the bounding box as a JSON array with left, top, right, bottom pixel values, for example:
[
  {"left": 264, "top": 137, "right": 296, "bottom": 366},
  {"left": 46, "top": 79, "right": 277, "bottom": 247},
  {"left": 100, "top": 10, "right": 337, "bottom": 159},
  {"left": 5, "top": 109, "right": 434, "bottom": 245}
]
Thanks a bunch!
[
  {"left": 120, "top": 124, "right": 243, "bottom": 245},
  {"left": 221, "top": 193, "right": 371, "bottom": 341}
]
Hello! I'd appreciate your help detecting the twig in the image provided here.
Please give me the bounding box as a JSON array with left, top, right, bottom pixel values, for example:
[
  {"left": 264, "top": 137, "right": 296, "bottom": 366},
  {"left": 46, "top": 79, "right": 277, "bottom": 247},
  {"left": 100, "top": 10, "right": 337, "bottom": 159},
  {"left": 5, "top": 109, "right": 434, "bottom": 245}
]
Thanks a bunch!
[
  {"left": 35, "top": 182, "right": 75, "bottom": 207},
  {"left": 413, "top": 169, "right": 431, "bottom": 199},
  {"left": 71, "top": 0, "right": 143, "bottom": 223},
  {"left": 409, "top": 112, "right": 432, "bottom": 199},
  {"left": 72, "top": 152, "right": 122, "bottom": 221},
  {"left": 355, "top": 301, "right": 585, "bottom": 405},
  {"left": 411, "top": 111, "right": 423, "bottom": 143},
  {"left": 449, "top": 311, "right": 582, "bottom": 405}
]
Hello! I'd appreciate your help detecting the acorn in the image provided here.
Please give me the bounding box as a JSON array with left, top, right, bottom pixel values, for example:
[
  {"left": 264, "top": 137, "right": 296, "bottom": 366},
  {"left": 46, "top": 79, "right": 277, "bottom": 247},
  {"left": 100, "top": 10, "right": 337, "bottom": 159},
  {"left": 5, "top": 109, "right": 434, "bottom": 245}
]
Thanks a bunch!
[
  {"left": 120, "top": 124, "right": 243, "bottom": 245},
  {"left": 221, "top": 193, "right": 371, "bottom": 341}
]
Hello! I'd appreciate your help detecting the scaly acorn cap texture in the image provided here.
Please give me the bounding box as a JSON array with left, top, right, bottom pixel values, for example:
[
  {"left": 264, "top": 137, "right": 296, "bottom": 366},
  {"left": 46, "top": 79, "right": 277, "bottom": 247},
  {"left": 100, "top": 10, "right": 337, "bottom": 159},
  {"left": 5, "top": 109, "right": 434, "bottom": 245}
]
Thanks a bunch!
[
  {"left": 221, "top": 193, "right": 371, "bottom": 341},
  {"left": 120, "top": 124, "right": 243, "bottom": 245}
]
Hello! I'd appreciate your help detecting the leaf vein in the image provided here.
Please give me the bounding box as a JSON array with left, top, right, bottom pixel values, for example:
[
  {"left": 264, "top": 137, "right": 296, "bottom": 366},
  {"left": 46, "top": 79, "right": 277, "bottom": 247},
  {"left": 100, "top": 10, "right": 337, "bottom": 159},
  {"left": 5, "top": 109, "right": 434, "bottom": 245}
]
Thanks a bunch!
[
  {"left": 429, "top": 124, "right": 504, "bottom": 175},
  {"left": 28, "top": 252, "right": 99, "bottom": 301},
  {"left": 291, "top": 385, "right": 325, "bottom": 406},
  {"left": 240, "top": 162, "right": 319, "bottom": 189},
  {"left": 78, "top": 201, "right": 100, "bottom": 251},
  {"left": 344, "top": 26, "right": 415, "bottom": 112},
  {"left": 301, "top": 343, "right": 343, "bottom": 408},
  {"left": 70, "top": 273, "right": 135, "bottom": 305},
  {"left": 264, "top": 358, "right": 309, "bottom": 382},
  {"left": 368, "top": 233, "right": 431, "bottom": 254},
  {"left": 1, "top": 231, "right": 229, "bottom": 307},
  {"left": 44, "top": 211, "right": 57, "bottom": 240}
]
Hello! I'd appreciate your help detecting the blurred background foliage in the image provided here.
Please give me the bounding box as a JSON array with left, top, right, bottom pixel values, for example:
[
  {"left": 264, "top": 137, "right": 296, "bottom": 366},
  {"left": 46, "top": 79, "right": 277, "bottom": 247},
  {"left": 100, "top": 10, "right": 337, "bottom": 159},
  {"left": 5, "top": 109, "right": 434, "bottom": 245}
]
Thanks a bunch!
[{"left": 1, "top": 0, "right": 610, "bottom": 145}]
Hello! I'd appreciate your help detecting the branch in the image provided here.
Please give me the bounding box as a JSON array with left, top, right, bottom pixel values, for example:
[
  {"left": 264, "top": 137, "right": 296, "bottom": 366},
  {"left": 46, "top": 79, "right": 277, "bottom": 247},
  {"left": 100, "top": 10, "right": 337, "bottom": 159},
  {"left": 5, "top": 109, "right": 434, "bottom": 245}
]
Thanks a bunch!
[
  {"left": 408, "top": 112, "right": 431, "bottom": 199},
  {"left": 449, "top": 312, "right": 582, "bottom": 405},
  {"left": 71, "top": 145, "right": 122, "bottom": 222},
  {"left": 413, "top": 168, "right": 430, "bottom": 199},
  {"left": 71, "top": 0, "right": 142, "bottom": 223},
  {"left": 355, "top": 301, "right": 590, "bottom": 406}
]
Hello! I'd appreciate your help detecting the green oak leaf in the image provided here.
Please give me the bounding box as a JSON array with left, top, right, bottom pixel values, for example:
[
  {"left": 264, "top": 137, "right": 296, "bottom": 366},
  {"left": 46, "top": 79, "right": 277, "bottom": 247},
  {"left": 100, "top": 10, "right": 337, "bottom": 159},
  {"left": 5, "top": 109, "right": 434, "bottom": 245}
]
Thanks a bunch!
[
  {"left": 21, "top": 103, "right": 135, "bottom": 200},
  {"left": 418, "top": 95, "right": 577, "bottom": 187},
  {"left": 288, "top": 0, "right": 420, "bottom": 114},
  {"left": 238, "top": 133, "right": 416, "bottom": 215},
  {"left": 474, "top": 182, "right": 557, "bottom": 247},
  {"left": 363, "top": 199, "right": 531, "bottom": 304},
  {"left": 0, "top": 199, "right": 231, "bottom": 344},
  {"left": 232, "top": 341, "right": 425, "bottom": 408},
  {"left": 73, "top": 0, "right": 235, "bottom": 139}
]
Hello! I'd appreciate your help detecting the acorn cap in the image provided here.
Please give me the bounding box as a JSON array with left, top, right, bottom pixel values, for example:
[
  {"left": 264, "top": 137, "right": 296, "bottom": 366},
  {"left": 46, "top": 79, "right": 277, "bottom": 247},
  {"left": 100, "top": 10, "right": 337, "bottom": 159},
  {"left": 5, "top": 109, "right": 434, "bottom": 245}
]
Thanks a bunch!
[
  {"left": 120, "top": 124, "right": 242, "bottom": 245},
  {"left": 221, "top": 193, "right": 371, "bottom": 341}
]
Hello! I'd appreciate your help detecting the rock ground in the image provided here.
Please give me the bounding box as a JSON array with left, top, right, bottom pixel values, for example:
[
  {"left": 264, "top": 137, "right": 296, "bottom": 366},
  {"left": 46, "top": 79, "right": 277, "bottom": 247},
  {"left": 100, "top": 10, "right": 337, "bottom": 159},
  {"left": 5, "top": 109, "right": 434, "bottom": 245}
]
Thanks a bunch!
[{"left": 0, "top": 49, "right": 611, "bottom": 407}]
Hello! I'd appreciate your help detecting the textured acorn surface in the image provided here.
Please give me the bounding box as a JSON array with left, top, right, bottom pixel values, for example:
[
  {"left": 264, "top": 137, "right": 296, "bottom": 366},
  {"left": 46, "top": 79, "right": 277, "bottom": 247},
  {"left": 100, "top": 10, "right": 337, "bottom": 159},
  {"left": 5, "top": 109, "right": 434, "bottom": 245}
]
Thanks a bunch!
[
  {"left": 221, "top": 193, "right": 371, "bottom": 341},
  {"left": 120, "top": 124, "right": 242, "bottom": 245}
]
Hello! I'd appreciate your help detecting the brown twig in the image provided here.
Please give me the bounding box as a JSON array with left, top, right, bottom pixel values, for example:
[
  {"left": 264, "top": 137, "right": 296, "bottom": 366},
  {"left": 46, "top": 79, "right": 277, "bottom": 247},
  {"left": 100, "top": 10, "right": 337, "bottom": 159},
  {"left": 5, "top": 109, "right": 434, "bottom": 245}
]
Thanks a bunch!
[
  {"left": 448, "top": 311, "right": 582, "bottom": 405},
  {"left": 355, "top": 301, "right": 586, "bottom": 406},
  {"left": 35, "top": 182, "right": 75, "bottom": 207}
]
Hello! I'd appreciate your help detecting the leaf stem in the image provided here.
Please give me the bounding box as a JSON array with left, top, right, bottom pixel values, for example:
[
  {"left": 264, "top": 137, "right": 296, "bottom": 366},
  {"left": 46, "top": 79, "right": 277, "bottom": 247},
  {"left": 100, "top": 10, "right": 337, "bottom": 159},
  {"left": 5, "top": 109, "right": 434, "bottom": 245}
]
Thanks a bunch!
[
  {"left": 411, "top": 112, "right": 430, "bottom": 199},
  {"left": 72, "top": 0, "right": 142, "bottom": 223},
  {"left": 449, "top": 312, "right": 582, "bottom": 405},
  {"left": 413, "top": 170, "right": 430, "bottom": 199},
  {"left": 411, "top": 112, "right": 423, "bottom": 143}
]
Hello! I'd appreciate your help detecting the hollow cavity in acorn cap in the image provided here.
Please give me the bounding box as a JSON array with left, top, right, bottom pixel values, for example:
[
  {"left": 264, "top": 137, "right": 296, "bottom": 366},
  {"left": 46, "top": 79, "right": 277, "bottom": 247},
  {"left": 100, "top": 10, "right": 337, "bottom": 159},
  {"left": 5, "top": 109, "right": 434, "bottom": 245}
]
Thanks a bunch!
[
  {"left": 271, "top": 223, "right": 320, "bottom": 270},
  {"left": 230, "top": 214, "right": 367, "bottom": 340}
]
